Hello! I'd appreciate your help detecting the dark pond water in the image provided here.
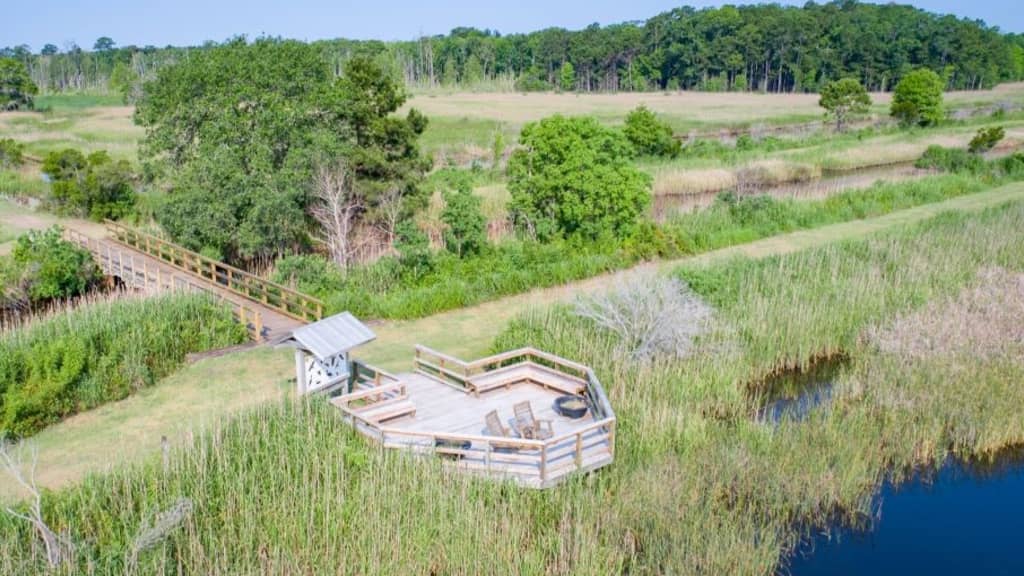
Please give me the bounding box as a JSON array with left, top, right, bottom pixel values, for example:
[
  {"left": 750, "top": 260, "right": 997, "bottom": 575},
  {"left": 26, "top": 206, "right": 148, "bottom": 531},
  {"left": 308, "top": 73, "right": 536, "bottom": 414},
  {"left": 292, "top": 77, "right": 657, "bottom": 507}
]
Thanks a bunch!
[
  {"left": 784, "top": 450, "right": 1024, "bottom": 575},
  {"left": 753, "top": 357, "right": 848, "bottom": 425}
]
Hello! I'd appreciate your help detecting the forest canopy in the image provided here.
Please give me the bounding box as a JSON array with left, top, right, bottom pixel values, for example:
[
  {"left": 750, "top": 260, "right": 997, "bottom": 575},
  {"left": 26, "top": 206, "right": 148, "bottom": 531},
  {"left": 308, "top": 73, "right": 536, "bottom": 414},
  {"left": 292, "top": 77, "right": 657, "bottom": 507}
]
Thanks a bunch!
[{"left": 5, "top": 1, "right": 1024, "bottom": 95}]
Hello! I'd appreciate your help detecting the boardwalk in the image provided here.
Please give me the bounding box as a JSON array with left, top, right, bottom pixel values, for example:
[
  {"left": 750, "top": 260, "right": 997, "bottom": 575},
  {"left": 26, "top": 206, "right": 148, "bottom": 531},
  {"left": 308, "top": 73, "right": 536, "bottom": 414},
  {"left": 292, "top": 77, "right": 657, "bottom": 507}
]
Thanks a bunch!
[{"left": 65, "top": 226, "right": 307, "bottom": 340}]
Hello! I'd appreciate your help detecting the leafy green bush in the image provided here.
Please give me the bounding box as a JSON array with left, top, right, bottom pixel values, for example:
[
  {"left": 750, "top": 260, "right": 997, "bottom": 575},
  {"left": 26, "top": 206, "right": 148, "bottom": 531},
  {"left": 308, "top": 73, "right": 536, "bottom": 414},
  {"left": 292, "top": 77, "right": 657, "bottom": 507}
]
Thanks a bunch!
[
  {"left": 0, "top": 226, "right": 101, "bottom": 309},
  {"left": 0, "top": 293, "right": 247, "bottom": 437},
  {"left": 915, "top": 145, "right": 986, "bottom": 174},
  {"left": 623, "top": 105, "right": 681, "bottom": 158},
  {"left": 42, "top": 148, "right": 136, "bottom": 220},
  {"left": 0, "top": 138, "right": 24, "bottom": 169},
  {"left": 968, "top": 126, "right": 1005, "bottom": 154},
  {"left": 891, "top": 69, "right": 945, "bottom": 127},
  {"left": 441, "top": 183, "right": 487, "bottom": 257},
  {"left": 508, "top": 115, "right": 652, "bottom": 240},
  {"left": 819, "top": 78, "right": 871, "bottom": 131}
]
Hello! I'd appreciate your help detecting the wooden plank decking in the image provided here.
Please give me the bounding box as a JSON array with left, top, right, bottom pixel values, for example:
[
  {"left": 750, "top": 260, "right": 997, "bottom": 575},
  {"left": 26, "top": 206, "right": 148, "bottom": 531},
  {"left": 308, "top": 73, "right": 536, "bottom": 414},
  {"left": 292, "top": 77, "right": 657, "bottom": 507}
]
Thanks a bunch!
[
  {"left": 333, "top": 350, "right": 617, "bottom": 489},
  {"left": 65, "top": 227, "right": 304, "bottom": 340}
]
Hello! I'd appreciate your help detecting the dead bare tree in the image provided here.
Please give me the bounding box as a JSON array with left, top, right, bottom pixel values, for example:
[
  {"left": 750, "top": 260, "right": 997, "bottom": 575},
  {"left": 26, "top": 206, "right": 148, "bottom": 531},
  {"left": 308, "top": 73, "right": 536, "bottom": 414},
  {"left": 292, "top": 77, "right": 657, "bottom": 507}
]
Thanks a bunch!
[
  {"left": 575, "top": 274, "right": 714, "bottom": 361},
  {"left": 1, "top": 438, "right": 73, "bottom": 567},
  {"left": 310, "top": 162, "right": 363, "bottom": 271},
  {"left": 375, "top": 186, "right": 404, "bottom": 250}
]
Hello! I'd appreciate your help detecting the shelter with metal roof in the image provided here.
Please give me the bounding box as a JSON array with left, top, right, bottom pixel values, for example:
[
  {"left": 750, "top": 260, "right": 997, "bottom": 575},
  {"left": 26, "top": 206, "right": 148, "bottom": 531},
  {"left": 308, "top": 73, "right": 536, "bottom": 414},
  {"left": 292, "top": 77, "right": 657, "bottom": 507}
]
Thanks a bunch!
[{"left": 278, "top": 312, "right": 376, "bottom": 395}]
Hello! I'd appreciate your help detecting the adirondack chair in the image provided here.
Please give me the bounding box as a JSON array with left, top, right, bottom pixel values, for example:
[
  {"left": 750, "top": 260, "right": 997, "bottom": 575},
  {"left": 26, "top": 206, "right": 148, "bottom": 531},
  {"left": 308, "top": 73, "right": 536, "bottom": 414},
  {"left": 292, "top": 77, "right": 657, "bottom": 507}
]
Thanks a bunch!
[
  {"left": 513, "top": 401, "right": 553, "bottom": 440},
  {"left": 485, "top": 409, "right": 511, "bottom": 438}
]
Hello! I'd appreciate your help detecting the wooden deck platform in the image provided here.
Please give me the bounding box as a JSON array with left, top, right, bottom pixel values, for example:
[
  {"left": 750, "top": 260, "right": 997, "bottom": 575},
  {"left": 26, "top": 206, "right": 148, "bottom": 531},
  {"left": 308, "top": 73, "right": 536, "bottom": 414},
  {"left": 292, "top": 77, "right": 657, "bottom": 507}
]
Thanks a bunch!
[{"left": 331, "top": 348, "right": 616, "bottom": 489}]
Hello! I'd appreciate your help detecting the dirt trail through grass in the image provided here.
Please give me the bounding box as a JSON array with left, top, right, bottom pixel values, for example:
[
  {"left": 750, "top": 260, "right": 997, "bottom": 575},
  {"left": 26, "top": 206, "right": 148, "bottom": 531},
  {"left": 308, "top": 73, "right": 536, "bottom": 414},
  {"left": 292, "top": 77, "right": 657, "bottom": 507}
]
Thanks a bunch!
[{"left": 2, "top": 183, "right": 1023, "bottom": 501}]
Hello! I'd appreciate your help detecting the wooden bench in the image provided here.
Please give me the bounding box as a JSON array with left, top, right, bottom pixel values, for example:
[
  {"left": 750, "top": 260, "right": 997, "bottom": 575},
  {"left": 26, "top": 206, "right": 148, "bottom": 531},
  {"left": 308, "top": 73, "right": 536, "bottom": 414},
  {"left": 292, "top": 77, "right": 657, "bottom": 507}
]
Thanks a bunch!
[
  {"left": 354, "top": 395, "right": 417, "bottom": 424},
  {"left": 468, "top": 362, "right": 587, "bottom": 396}
]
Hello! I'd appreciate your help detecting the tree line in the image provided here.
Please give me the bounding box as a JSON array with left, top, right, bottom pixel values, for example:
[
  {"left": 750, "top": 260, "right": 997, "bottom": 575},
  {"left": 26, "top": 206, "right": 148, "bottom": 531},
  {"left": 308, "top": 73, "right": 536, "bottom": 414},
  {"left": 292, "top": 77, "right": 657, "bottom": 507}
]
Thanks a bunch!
[{"left": 4, "top": 1, "right": 1024, "bottom": 96}]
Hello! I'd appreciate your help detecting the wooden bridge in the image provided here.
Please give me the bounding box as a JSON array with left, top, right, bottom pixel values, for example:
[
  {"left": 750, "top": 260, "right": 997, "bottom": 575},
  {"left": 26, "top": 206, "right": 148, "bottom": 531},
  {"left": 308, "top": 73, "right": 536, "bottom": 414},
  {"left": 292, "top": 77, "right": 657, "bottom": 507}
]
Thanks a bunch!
[{"left": 65, "top": 222, "right": 325, "bottom": 341}]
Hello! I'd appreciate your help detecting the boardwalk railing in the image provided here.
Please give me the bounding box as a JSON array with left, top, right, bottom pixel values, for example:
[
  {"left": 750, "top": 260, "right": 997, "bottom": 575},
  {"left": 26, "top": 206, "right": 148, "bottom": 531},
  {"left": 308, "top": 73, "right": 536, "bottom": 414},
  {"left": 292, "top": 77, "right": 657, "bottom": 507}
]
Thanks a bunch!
[
  {"left": 339, "top": 348, "right": 617, "bottom": 487},
  {"left": 103, "top": 220, "right": 324, "bottom": 322},
  {"left": 65, "top": 229, "right": 265, "bottom": 340}
]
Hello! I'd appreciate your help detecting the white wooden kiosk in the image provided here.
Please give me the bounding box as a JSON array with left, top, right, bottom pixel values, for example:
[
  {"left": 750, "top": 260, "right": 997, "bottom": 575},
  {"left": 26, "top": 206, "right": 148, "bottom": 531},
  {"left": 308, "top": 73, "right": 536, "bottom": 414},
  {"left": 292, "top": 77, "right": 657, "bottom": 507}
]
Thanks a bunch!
[{"left": 278, "top": 312, "right": 376, "bottom": 395}]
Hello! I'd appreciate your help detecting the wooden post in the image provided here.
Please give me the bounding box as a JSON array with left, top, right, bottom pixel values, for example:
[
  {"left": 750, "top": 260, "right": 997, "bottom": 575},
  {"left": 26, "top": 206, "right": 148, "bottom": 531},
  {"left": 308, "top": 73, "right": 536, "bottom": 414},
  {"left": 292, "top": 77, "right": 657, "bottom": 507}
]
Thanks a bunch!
[
  {"left": 253, "top": 311, "right": 262, "bottom": 341},
  {"left": 295, "top": 349, "right": 307, "bottom": 395},
  {"left": 485, "top": 442, "right": 492, "bottom": 472},
  {"left": 608, "top": 422, "right": 616, "bottom": 457},
  {"left": 575, "top": 432, "right": 583, "bottom": 470},
  {"left": 540, "top": 445, "right": 547, "bottom": 484}
]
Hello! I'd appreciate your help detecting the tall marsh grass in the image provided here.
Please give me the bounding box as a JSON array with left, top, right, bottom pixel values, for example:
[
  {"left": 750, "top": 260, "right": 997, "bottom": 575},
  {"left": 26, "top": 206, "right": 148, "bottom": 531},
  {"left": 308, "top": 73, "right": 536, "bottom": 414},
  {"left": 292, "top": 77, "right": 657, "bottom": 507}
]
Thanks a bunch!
[
  {"left": 2, "top": 201, "right": 1023, "bottom": 574},
  {"left": 0, "top": 293, "right": 247, "bottom": 437}
]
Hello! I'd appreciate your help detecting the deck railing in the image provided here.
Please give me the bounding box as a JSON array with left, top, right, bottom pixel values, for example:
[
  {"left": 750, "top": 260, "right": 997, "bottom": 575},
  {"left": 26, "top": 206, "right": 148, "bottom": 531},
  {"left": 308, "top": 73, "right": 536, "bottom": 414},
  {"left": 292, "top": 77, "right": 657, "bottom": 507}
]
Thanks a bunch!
[
  {"left": 103, "top": 220, "right": 324, "bottom": 322},
  {"left": 342, "top": 349, "right": 616, "bottom": 487},
  {"left": 413, "top": 345, "right": 612, "bottom": 419},
  {"left": 65, "top": 229, "right": 265, "bottom": 340}
]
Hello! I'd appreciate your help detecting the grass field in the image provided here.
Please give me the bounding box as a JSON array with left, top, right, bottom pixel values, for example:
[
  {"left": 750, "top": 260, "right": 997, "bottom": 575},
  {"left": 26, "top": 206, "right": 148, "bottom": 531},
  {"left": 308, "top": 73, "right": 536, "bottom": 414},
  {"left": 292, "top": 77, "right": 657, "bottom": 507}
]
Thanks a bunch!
[
  {"left": 5, "top": 83, "right": 1023, "bottom": 169},
  {"left": 2, "top": 189, "right": 1021, "bottom": 574},
  {"left": 3, "top": 182, "right": 1022, "bottom": 503}
]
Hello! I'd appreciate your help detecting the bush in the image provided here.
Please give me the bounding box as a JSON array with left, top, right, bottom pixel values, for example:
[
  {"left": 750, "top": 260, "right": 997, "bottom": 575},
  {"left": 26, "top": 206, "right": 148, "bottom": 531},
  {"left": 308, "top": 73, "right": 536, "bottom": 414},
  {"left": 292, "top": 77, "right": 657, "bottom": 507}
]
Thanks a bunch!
[
  {"left": 968, "top": 126, "right": 1005, "bottom": 154},
  {"left": 0, "top": 293, "right": 247, "bottom": 437},
  {"left": 440, "top": 178, "right": 487, "bottom": 257},
  {"left": 0, "top": 138, "right": 24, "bottom": 169},
  {"left": 508, "top": 115, "right": 652, "bottom": 240},
  {"left": 0, "top": 226, "right": 101, "bottom": 309},
  {"left": 915, "top": 145, "right": 986, "bottom": 174},
  {"left": 891, "top": 69, "right": 945, "bottom": 127},
  {"left": 42, "top": 148, "right": 135, "bottom": 220},
  {"left": 819, "top": 77, "right": 872, "bottom": 131},
  {"left": 623, "top": 105, "right": 681, "bottom": 158}
]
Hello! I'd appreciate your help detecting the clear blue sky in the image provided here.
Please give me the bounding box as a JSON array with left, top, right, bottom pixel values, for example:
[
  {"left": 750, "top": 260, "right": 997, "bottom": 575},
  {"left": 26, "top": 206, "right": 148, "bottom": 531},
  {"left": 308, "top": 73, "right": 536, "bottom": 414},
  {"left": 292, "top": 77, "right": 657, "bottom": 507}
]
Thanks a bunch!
[{"left": 3, "top": 0, "right": 1020, "bottom": 50}]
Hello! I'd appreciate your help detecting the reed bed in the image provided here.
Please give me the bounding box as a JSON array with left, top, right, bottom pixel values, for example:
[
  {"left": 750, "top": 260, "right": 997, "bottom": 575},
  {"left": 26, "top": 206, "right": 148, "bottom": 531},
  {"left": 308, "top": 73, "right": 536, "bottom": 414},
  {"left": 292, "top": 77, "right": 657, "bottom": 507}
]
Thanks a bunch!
[
  {"left": 0, "top": 293, "right": 247, "bottom": 438},
  {"left": 1, "top": 200, "right": 1023, "bottom": 574}
]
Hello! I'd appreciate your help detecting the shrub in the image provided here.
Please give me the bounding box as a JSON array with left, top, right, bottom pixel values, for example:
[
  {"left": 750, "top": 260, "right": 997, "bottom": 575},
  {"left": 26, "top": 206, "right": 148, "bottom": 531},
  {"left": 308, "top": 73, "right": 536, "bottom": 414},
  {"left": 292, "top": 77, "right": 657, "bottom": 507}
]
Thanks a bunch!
[
  {"left": 441, "top": 182, "right": 487, "bottom": 257},
  {"left": 0, "top": 138, "right": 24, "bottom": 169},
  {"left": 623, "top": 105, "right": 681, "bottom": 158},
  {"left": 508, "top": 115, "right": 652, "bottom": 240},
  {"left": 42, "top": 149, "right": 135, "bottom": 220},
  {"left": 915, "top": 145, "right": 986, "bottom": 174},
  {"left": 819, "top": 78, "right": 872, "bottom": 131},
  {"left": 0, "top": 293, "right": 247, "bottom": 437},
  {"left": 0, "top": 226, "right": 101, "bottom": 309},
  {"left": 968, "top": 126, "right": 1005, "bottom": 154},
  {"left": 891, "top": 69, "right": 945, "bottom": 127}
]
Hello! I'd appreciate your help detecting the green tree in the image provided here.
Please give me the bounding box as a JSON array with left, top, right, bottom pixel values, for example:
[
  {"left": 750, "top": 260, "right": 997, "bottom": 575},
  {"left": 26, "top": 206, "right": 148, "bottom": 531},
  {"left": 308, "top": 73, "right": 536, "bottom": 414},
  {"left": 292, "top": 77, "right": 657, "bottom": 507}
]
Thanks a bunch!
[
  {"left": 891, "top": 69, "right": 945, "bottom": 127},
  {"left": 108, "top": 61, "right": 136, "bottom": 103},
  {"left": 623, "top": 105, "right": 681, "bottom": 157},
  {"left": 441, "top": 182, "right": 487, "bottom": 257},
  {"left": 463, "top": 55, "right": 484, "bottom": 85},
  {"left": 559, "top": 61, "right": 575, "bottom": 91},
  {"left": 442, "top": 56, "right": 459, "bottom": 86},
  {"left": 968, "top": 126, "right": 1005, "bottom": 154},
  {"left": 819, "top": 78, "right": 872, "bottom": 131},
  {"left": 0, "top": 58, "right": 38, "bottom": 111},
  {"left": 0, "top": 138, "right": 24, "bottom": 169},
  {"left": 40, "top": 44, "right": 59, "bottom": 56},
  {"left": 508, "top": 115, "right": 651, "bottom": 240},
  {"left": 0, "top": 226, "right": 100, "bottom": 308},
  {"left": 42, "top": 149, "right": 135, "bottom": 220},
  {"left": 93, "top": 37, "right": 116, "bottom": 52},
  {"left": 135, "top": 38, "right": 428, "bottom": 262}
]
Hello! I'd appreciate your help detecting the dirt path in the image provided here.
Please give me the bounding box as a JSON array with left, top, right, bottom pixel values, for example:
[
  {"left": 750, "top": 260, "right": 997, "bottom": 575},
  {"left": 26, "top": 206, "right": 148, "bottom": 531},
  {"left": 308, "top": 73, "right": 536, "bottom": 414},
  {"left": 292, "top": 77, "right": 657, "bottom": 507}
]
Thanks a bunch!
[{"left": 3, "top": 184, "right": 1023, "bottom": 502}]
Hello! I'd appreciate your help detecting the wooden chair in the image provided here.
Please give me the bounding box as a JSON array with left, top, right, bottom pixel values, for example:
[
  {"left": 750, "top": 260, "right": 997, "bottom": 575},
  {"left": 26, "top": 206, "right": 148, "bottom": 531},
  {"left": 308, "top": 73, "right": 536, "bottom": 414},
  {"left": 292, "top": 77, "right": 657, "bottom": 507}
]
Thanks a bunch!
[
  {"left": 513, "top": 401, "right": 553, "bottom": 440},
  {"left": 485, "top": 410, "right": 511, "bottom": 438}
]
